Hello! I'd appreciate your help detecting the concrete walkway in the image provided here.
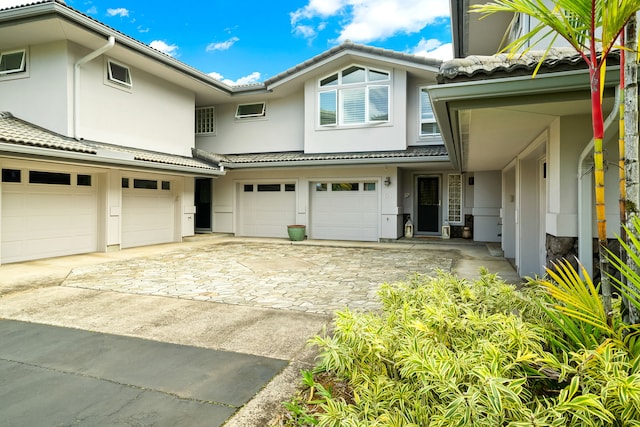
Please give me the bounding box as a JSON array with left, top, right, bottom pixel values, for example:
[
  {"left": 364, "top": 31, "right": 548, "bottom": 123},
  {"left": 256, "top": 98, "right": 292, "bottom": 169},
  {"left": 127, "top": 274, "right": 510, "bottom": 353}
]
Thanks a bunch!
[{"left": 0, "top": 236, "right": 521, "bottom": 426}]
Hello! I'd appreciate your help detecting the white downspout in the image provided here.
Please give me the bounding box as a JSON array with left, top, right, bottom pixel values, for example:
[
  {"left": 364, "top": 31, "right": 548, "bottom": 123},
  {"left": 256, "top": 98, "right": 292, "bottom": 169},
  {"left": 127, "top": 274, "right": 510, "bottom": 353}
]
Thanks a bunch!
[
  {"left": 577, "top": 86, "right": 621, "bottom": 277},
  {"left": 73, "top": 36, "right": 115, "bottom": 140}
]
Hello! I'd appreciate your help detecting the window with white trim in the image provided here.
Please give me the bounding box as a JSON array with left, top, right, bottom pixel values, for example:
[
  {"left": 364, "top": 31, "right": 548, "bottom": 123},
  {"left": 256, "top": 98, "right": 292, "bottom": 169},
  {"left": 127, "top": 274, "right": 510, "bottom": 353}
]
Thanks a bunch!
[
  {"left": 318, "top": 64, "right": 390, "bottom": 127},
  {"left": 420, "top": 87, "right": 439, "bottom": 137},
  {"left": 195, "top": 107, "right": 216, "bottom": 134},
  {"left": 235, "top": 102, "right": 265, "bottom": 119},
  {"left": 447, "top": 174, "right": 462, "bottom": 223},
  {"left": 0, "top": 49, "right": 26, "bottom": 76},
  {"left": 107, "top": 59, "right": 132, "bottom": 87}
]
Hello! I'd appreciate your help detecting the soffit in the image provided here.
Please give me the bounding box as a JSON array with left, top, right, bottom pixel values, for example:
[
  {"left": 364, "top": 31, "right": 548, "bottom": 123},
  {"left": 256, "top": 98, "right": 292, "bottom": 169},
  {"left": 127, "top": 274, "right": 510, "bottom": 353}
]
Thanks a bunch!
[{"left": 461, "top": 96, "right": 614, "bottom": 171}]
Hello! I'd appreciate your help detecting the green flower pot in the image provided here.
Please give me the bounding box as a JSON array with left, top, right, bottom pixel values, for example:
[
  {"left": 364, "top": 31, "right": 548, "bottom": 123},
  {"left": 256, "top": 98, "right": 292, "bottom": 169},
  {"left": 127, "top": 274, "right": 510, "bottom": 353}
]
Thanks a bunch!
[{"left": 287, "top": 225, "right": 306, "bottom": 241}]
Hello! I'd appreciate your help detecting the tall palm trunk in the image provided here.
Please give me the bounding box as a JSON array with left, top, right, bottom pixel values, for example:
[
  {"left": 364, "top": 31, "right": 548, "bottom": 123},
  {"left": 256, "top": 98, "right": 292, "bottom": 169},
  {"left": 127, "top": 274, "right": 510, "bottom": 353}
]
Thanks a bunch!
[
  {"left": 624, "top": 14, "right": 640, "bottom": 324},
  {"left": 592, "top": 65, "right": 612, "bottom": 314}
]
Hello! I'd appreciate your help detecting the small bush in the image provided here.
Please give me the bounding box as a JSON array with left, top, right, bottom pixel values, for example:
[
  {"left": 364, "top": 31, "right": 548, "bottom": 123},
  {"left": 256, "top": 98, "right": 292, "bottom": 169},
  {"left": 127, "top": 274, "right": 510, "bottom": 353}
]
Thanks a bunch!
[{"left": 278, "top": 270, "right": 640, "bottom": 426}]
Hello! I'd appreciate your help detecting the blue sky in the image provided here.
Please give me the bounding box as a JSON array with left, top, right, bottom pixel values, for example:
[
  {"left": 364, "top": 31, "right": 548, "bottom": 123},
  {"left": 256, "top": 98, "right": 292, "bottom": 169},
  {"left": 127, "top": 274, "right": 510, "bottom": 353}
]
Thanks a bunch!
[{"left": 1, "top": 0, "right": 453, "bottom": 85}]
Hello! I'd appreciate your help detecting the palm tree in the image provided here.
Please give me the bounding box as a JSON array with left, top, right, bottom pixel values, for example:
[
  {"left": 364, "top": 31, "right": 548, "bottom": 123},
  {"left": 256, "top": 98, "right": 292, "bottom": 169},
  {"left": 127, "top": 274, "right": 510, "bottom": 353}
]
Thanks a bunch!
[
  {"left": 471, "top": 0, "right": 640, "bottom": 314},
  {"left": 623, "top": 15, "right": 640, "bottom": 323}
]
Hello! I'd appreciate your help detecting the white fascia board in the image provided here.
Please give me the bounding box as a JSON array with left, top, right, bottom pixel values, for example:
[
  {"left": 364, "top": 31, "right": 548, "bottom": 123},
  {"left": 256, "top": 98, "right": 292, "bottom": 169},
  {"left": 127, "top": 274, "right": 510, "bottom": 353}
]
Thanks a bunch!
[{"left": 0, "top": 143, "right": 224, "bottom": 177}]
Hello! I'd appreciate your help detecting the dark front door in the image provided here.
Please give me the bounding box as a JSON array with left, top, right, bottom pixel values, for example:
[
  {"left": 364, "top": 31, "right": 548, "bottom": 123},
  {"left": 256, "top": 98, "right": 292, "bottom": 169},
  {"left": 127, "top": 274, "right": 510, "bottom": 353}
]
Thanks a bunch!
[
  {"left": 195, "top": 178, "right": 212, "bottom": 231},
  {"left": 417, "top": 177, "right": 439, "bottom": 233}
]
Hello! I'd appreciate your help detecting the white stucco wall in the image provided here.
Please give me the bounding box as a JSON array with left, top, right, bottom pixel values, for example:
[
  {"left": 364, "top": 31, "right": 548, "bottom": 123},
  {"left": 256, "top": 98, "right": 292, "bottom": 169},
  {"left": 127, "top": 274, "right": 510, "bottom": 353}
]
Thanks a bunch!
[
  {"left": 181, "top": 178, "right": 196, "bottom": 237},
  {"left": 73, "top": 46, "right": 195, "bottom": 156},
  {"left": 472, "top": 171, "right": 502, "bottom": 242},
  {"left": 547, "top": 115, "right": 593, "bottom": 236},
  {"left": 196, "top": 93, "right": 304, "bottom": 154},
  {"left": 502, "top": 167, "right": 516, "bottom": 258},
  {"left": 0, "top": 41, "right": 69, "bottom": 134},
  {"left": 302, "top": 67, "right": 407, "bottom": 153}
]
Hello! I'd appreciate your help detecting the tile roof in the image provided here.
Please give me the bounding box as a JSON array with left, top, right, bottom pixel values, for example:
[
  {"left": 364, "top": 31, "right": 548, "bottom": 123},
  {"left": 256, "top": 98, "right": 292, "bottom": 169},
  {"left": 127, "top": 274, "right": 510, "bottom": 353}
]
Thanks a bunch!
[
  {"left": 0, "top": 112, "right": 95, "bottom": 153},
  {"left": 0, "top": 112, "right": 219, "bottom": 171},
  {"left": 437, "top": 48, "right": 620, "bottom": 83},
  {"left": 195, "top": 145, "right": 448, "bottom": 167}
]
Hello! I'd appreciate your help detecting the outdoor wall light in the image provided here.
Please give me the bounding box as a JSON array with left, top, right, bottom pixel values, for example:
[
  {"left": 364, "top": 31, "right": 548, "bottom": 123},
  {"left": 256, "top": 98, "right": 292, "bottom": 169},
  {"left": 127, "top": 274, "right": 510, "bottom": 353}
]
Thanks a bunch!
[{"left": 384, "top": 176, "right": 391, "bottom": 186}]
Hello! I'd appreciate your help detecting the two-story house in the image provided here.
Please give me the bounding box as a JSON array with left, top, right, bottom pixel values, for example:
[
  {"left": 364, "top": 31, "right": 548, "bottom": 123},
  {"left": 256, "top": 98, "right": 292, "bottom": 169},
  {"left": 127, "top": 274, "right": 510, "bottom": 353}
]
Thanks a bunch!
[
  {"left": 0, "top": 0, "right": 468, "bottom": 265},
  {"left": 0, "top": 0, "right": 229, "bottom": 263},
  {"left": 196, "top": 43, "right": 458, "bottom": 243},
  {"left": 430, "top": 0, "right": 622, "bottom": 278}
]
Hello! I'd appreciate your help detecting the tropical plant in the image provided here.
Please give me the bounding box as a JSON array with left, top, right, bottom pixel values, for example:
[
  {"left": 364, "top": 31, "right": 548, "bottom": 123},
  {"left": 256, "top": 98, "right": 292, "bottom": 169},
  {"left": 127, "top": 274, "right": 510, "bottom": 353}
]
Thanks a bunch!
[
  {"left": 608, "top": 215, "right": 640, "bottom": 324},
  {"left": 471, "top": 0, "right": 640, "bottom": 316},
  {"left": 277, "top": 270, "right": 640, "bottom": 426}
]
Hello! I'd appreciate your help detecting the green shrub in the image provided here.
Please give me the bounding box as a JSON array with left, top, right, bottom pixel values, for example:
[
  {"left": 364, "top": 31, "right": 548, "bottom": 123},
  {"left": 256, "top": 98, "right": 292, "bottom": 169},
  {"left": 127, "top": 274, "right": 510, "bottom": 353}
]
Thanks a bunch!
[{"left": 279, "top": 269, "right": 640, "bottom": 426}]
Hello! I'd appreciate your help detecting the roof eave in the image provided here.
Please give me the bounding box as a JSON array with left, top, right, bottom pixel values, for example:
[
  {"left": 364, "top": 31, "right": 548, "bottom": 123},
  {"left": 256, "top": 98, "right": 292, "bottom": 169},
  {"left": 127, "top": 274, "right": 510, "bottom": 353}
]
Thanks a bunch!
[
  {"left": 428, "top": 67, "right": 621, "bottom": 171},
  {"left": 221, "top": 155, "right": 451, "bottom": 169},
  {"left": 0, "top": 142, "right": 225, "bottom": 176}
]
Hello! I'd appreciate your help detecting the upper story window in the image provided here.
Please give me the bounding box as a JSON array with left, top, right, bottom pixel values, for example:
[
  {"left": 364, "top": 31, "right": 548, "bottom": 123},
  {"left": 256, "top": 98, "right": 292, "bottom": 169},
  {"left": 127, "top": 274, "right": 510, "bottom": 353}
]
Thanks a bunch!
[
  {"left": 195, "top": 107, "right": 216, "bottom": 134},
  {"left": 420, "top": 87, "right": 440, "bottom": 137},
  {"left": 107, "top": 59, "right": 132, "bottom": 88},
  {"left": 0, "top": 49, "right": 26, "bottom": 76},
  {"left": 318, "top": 64, "right": 390, "bottom": 127},
  {"left": 236, "top": 102, "right": 266, "bottom": 119}
]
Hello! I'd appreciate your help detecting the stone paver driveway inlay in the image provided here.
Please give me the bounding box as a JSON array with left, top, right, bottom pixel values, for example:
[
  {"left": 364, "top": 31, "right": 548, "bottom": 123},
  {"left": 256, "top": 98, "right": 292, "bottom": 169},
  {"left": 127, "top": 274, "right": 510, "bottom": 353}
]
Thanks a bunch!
[{"left": 64, "top": 242, "right": 454, "bottom": 315}]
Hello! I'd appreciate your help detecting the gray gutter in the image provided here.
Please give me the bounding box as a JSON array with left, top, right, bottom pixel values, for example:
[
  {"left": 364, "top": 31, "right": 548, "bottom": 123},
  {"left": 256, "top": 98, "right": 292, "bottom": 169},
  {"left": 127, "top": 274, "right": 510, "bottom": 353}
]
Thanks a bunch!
[
  {"left": 220, "top": 156, "right": 451, "bottom": 169},
  {"left": 428, "top": 66, "right": 621, "bottom": 171},
  {"left": 0, "top": 142, "right": 225, "bottom": 176},
  {"left": 450, "top": 0, "right": 465, "bottom": 58}
]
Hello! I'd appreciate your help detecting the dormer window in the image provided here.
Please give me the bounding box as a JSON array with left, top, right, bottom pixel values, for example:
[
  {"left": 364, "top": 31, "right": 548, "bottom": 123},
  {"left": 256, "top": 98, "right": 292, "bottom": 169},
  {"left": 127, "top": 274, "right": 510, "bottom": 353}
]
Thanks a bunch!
[
  {"left": 0, "top": 49, "right": 26, "bottom": 75},
  {"left": 235, "top": 102, "right": 266, "bottom": 119},
  {"left": 107, "top": 59, "right": 132, "bottom": 87},
  {"left": 318, "top": 64, "right": 390, "bottom": 127}
]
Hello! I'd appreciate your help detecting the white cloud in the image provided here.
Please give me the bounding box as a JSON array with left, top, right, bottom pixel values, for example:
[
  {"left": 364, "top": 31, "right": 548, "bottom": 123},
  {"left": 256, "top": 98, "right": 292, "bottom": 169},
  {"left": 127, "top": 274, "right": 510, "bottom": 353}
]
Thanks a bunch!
[
  {"left": 291, "top": 0, "right": 449, "bottom": 44},
  {"left": 138, "top": 25, "right": 150, "bottom": 33},
  {"left": 107, "top": 7, "right": 129, "bottom": 17},
  {"left": 290, "top": 0, "right": 347, "bottom": 23},
  {"left": 149, "top": 40, "right": 179, "bottom": 57},
  {"left": 293, "top": 24, "right": 317, "bottom": 39},
  {"left": 86, "top": 6, "right": 98, "bottom": 15},
  {"left": 208, "top": 71, "right": 261, "bottom": 86},
  {"left": 206, "top": 37, "right": 239, "bottom": 52},
  {"left": 412, "top": 39, "right": 453, "bottom": 60}
]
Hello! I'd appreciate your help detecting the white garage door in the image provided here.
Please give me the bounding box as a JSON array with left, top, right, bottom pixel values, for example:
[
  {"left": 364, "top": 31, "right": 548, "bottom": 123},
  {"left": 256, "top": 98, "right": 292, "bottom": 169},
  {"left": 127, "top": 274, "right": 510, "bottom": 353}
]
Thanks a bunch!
[
  {"left": 1, "top": 169, "right": 98, "bottom": 263},
  {"left": 238, "top": 183, "right": 296, "bottom": 238},
  {"left": 122, "top": 178, "right": 175, "bottom": 248},
  {"left": 310, "top": 181, "right": 378, "bottom": 241}
]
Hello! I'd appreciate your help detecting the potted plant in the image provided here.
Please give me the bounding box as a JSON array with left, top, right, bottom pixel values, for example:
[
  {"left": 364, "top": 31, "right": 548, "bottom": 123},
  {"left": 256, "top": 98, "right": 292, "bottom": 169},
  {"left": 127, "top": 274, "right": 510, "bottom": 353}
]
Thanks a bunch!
[{"left": 287, "top": 224, "right": 306, "bottom": 241}]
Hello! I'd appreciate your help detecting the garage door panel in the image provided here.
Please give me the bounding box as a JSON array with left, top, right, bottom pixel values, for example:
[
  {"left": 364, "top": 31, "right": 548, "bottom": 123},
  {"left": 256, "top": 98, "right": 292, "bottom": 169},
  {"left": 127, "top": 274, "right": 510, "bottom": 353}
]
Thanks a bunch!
[
  {"left": 122, "top": 189, "right": 174, "bottom": 248},
  {"left": 1, "top": 185, "right": 98, "bottom": 264},
  {"left": 238, "top": 184, "right": 295, "bottom": 238},
  {"left": 310, "top": 181, "right": 378, "bottom": 242}
]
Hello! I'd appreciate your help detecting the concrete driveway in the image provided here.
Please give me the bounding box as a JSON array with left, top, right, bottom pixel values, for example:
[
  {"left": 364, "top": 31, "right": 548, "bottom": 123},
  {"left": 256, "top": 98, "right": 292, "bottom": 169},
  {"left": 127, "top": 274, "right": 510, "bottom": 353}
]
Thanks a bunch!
[{"left": 0, "top": 236, "right": 519, "bottom": 426}]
